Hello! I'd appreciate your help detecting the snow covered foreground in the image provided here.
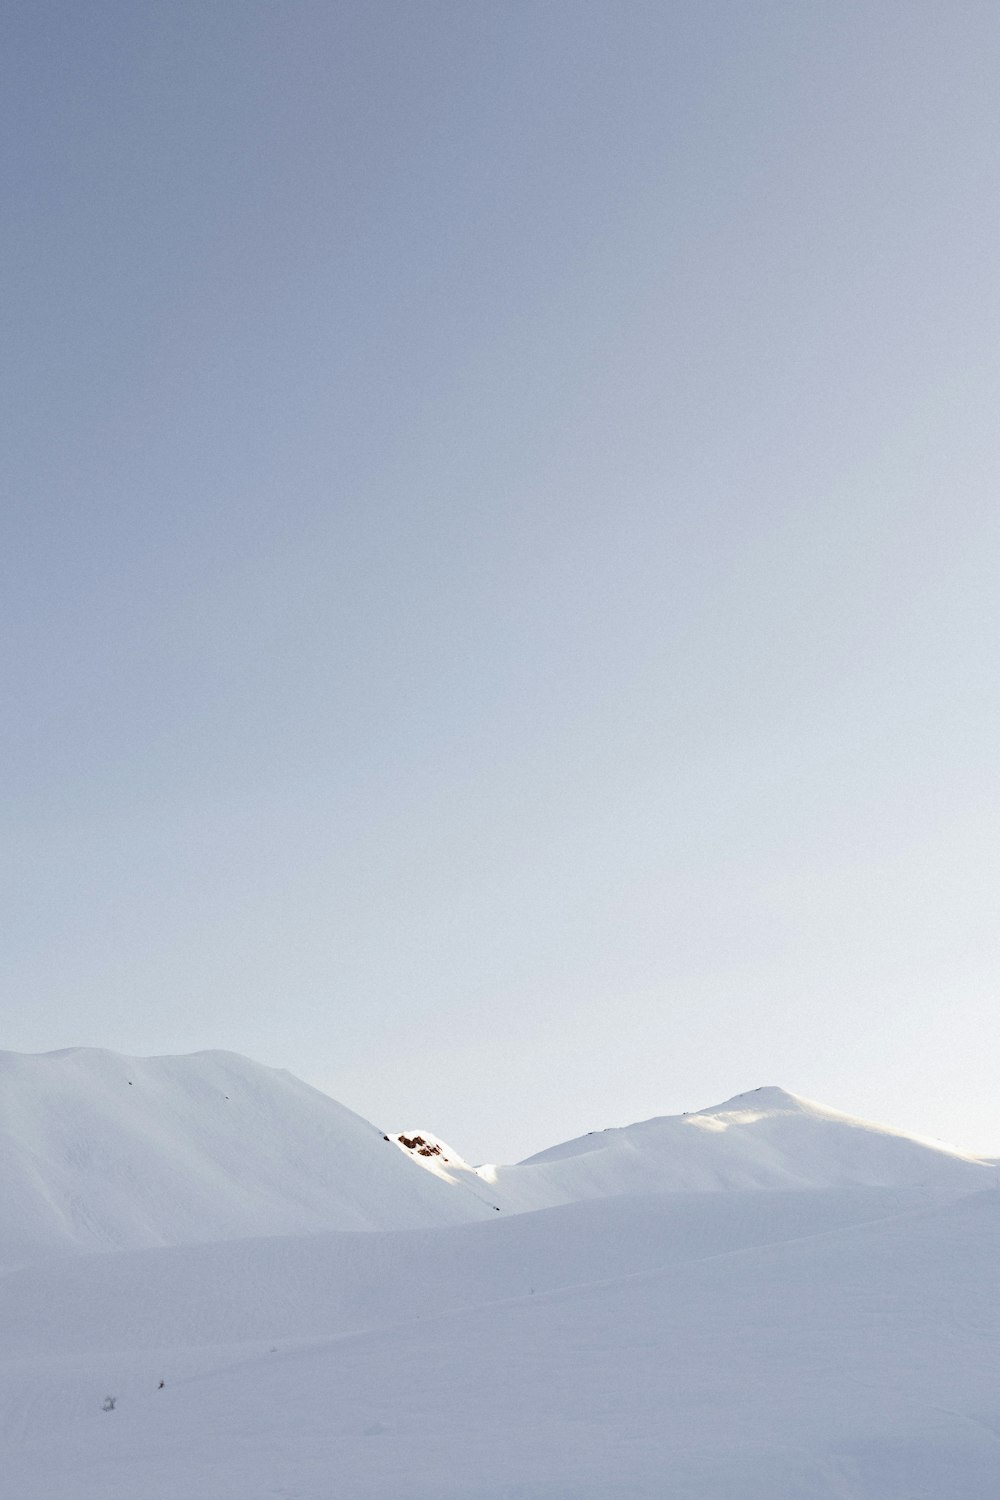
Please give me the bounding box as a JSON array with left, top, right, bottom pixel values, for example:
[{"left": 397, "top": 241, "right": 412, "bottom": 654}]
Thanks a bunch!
[{"left": 1, "top": 1050, "right": 998, "bottom": 1499}]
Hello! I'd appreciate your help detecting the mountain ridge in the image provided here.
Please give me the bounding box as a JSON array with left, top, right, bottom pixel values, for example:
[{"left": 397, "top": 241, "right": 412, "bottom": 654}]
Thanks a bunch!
[
  {"left": 398, "top": 1079, "right": 994, "bottom": 1213},
  {"left": 2, "top": 1048, "right": 994, "bottom": 1265}
]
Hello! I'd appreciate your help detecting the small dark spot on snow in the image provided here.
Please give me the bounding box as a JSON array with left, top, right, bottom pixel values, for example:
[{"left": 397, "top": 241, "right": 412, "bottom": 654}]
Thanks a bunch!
[{"left": 383, "top": 1135, "right": 390, "bottom": 1141}]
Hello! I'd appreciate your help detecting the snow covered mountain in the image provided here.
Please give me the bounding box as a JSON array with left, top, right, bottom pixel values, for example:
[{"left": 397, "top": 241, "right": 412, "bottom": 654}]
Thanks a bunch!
[
  {"left": 4, "top": 1051, "right": 992, "bottom": 1269},
  {"left": 0, "top": 1048, "right": 494, "bottom": 1264},
  {"left": 3, "top": 1049, "right": 999, "bottom": 1498},
  {"left": 398, "top": 1083, "right": 995, "bottom": 1213}
]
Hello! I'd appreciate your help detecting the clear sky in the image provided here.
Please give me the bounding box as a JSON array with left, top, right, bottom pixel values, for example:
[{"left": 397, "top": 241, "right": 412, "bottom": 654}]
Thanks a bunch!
[{"left": 4, "top": 1, "right": 999, "bottom": 1163}]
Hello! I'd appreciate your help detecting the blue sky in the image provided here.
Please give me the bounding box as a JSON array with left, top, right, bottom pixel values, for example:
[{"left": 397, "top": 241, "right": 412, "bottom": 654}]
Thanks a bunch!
[{"left": 4, "top": 1, "right": 999, "bottom": 1160}]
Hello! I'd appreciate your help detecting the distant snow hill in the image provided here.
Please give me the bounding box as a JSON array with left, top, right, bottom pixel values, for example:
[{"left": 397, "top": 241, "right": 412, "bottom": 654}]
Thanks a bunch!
[
  {"left": 0, "top": 1048, "right": 498, "bottom": 1264},
  {"left": 2, "top": 1051, "right": 994, "bottom": 1268},
  {"left": 394, "top": 1083, "right": 994, "bottom": 1213}
]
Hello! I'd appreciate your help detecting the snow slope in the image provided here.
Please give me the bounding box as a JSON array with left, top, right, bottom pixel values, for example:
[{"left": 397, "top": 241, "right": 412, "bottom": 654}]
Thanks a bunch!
[
  {"left": 423, "top": 1084, "right": 995, "bottom": 1213},
  {"left": 3, "top": 1187, "right": 999, "bottom": 1499},
  {"left": 0, "top": 1048, "right": 494, "bottom": 1264},
  {"left": 0, "top": 1184, "right": 947, "bottom": 1362}
]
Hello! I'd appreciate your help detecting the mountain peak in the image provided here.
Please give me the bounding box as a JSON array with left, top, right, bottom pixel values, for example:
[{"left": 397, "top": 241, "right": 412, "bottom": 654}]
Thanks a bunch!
[{"left": 700, "top": 1085, "right": 810, "bottom": 1116}]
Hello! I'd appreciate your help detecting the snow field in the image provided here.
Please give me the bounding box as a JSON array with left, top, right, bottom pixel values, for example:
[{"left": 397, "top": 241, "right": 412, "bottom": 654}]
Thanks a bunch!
[{"left": 2, "top": 1049, "right": 998, "bottom": 1497}]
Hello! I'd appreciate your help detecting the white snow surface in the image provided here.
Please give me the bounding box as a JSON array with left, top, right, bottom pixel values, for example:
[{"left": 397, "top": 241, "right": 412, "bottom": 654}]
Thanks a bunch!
[
  {"left": 2, "top": 1048, "right": 998, "bottom": 1498},
  {"left": 0, "top": 1048, "right": 494, "bottom": 1264},
  {"left": 417, "top": 1083, "right": 993, "bottom": 1214}
]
